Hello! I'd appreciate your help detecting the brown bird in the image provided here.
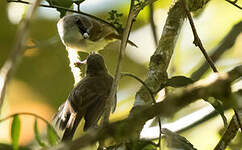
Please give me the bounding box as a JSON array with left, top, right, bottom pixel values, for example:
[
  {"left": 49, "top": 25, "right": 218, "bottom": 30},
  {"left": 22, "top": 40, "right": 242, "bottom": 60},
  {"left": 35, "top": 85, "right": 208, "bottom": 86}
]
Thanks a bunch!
[
  {"left": 57, "top": 14, "right": 137, "bottom": 53},
  {"left": 53, "top": 53, "right": 116, "bottom": 141},
  {"left": 57, "top": 14, "right": 137, "bottom": 84}
]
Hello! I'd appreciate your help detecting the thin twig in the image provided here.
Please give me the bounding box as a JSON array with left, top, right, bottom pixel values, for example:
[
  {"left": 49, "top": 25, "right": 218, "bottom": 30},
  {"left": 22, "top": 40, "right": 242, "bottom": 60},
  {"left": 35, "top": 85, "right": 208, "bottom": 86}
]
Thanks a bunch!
[
  {"left": 101, "top": 0, "right": 137, "bottom": 134},
  {"left": 121, "top": 73, "right": 162, "bottom": 147},
  {"left": 0, "top": 0, "right": 42, "bottom": 113},
  {"left": 191, "top": 21, "right": 242, "bottom": 81},
  {"left": 149, "top": 3, "right": 158, "bottom": 46},
  {"left": 182, "top": 0, "right": 218, "bottom": 73},
  {"left": 0, "top": 112, "right": 60, "bottom": 139},
  {"left": 225, "top": 0, "right": 242, "bottom": 10},
  {"left": 182, "top": 0, "right": 242, "bottom": 135}
]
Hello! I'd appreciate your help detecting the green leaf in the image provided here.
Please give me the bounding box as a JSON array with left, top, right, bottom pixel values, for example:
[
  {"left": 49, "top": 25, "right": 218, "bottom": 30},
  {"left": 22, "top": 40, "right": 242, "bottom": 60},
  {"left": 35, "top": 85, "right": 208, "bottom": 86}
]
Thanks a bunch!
[
  {"left": 34, "top": 119, "right": 46, "bottom": 147},
  {"left": 207, "top": 97, "right": 228, "bottom": 127},
  {"left": 163, "top": 128, "right": 197, "bottom": 150},
  {"left": 167, "top": 76, "right": 194, "bottom": 87},
  {"left": 47, "top": 125, "right": 58, "bottom": 146},
  {"left": 11, "top": 115, "right": 21, "bottom": 150}
]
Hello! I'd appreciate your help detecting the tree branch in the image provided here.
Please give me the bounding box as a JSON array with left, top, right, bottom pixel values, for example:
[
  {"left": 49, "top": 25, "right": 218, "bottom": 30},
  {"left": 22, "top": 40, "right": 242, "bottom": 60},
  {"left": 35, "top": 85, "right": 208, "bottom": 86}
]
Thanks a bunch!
[
  {"left": 214, "top": 115, "right": 240, "bottom": 150},
  {"left": 102, "top": 0, "right": 135, "bottom": 128},
  {"left": 49, "top": 65, "right": 242, "bottom": 150},
  {"left": 0, "top": 0, "right": 42, "bottom": 113},
  {"left": 130, "top": 0, "right": 186, "bottom": 138}
]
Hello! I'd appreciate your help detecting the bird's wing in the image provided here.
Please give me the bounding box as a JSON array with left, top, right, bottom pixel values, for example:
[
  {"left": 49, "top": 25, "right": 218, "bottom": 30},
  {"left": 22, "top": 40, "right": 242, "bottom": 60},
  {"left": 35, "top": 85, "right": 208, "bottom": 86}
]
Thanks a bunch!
[
  {"left": 84, "top": 17, "right": 105, "bottom": 41},
  {"left": 83, "top": 94, "right": 107, "bottom": 131},
  {"left": 53, "top": 100, "right": 76, "bottom": 130},
  {"left": 72, "top": 76, "right": 112, "bottom": 131}
]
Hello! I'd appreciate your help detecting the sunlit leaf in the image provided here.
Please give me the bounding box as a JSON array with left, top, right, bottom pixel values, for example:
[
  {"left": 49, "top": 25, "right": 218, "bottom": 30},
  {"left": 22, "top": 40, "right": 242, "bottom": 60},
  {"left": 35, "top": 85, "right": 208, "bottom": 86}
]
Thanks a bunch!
[
  {"left": 11, "top": 115, "right": 21, "bottom": 150},
  {"left": 34, "top": 119, "right": 46, "bottom": 147},
  {"left": 162, "top": 128, "right": 197, "bottom": 150},
  {"left": 167, "top": 76, "right": 194, "bottom": 87},
  {"left": 47, "top": 125, "right": 58, "bottom": 146}
]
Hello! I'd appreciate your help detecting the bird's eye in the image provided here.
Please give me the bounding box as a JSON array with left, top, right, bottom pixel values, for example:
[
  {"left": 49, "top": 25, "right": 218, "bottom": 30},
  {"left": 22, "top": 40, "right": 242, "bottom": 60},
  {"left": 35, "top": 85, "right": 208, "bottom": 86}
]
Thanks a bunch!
[
  {"left": 76, "top": 19, "right": 89, "bottom": 37},
  {"left": 83, "top": 33, "right": 89, "bottom": 39}
]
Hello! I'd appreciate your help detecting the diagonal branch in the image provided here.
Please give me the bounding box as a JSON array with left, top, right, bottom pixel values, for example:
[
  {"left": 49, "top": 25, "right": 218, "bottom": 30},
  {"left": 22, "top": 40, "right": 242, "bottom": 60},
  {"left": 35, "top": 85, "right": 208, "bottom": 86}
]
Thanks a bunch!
[
  {"left": 182, "top": 0, "right": 242, "bottom": 131},
  {"left": 191, "top": 21, "right": 242, "bottom": 81},
  {"left": 149, "top": 3, "right": 158, "bottom": 46},
  {"left": 214, "top": 115, "right": 240, "bottom": 150},
  {"left": 225, "top": 0, "right": 242, "bottom": 10},
  {"left": 103, "top": 0, "right": 135, "bottom": 126},
  {"left": 182, "top": 0, "right": 218, "bottom": 73},
  {"left": 0, "top": 0, "right": 42, "bottom": 113}
]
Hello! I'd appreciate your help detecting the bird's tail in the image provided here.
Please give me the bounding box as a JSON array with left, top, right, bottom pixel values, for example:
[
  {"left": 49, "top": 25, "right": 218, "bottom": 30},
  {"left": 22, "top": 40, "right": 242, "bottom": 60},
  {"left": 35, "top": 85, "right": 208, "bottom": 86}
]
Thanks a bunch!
[{"left": 53, "top": 101, "right": 82, "bottom": 141}]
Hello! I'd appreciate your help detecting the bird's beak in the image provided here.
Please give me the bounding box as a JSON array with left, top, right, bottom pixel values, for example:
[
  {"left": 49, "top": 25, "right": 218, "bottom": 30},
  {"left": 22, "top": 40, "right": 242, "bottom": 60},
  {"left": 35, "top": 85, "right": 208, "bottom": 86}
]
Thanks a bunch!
[
  {"left": 74, "top": 59, "right": 87, "bottom": 68},
  {"left": 80, "top": 59, "right": 87, "bottom": 64},
  {"left": 90, "top": 51, "right": 95, "bottom": 55}
]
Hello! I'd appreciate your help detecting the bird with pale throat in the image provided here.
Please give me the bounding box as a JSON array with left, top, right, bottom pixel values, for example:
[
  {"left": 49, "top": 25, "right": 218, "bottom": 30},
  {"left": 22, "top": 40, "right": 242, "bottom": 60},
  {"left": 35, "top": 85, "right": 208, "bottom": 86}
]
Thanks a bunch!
[
  {"left": 57, "top": 14, "right": 137, "bottom": 84},
  {"left": 53, "top": 53, "right": 116, "bottom": 141}
]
